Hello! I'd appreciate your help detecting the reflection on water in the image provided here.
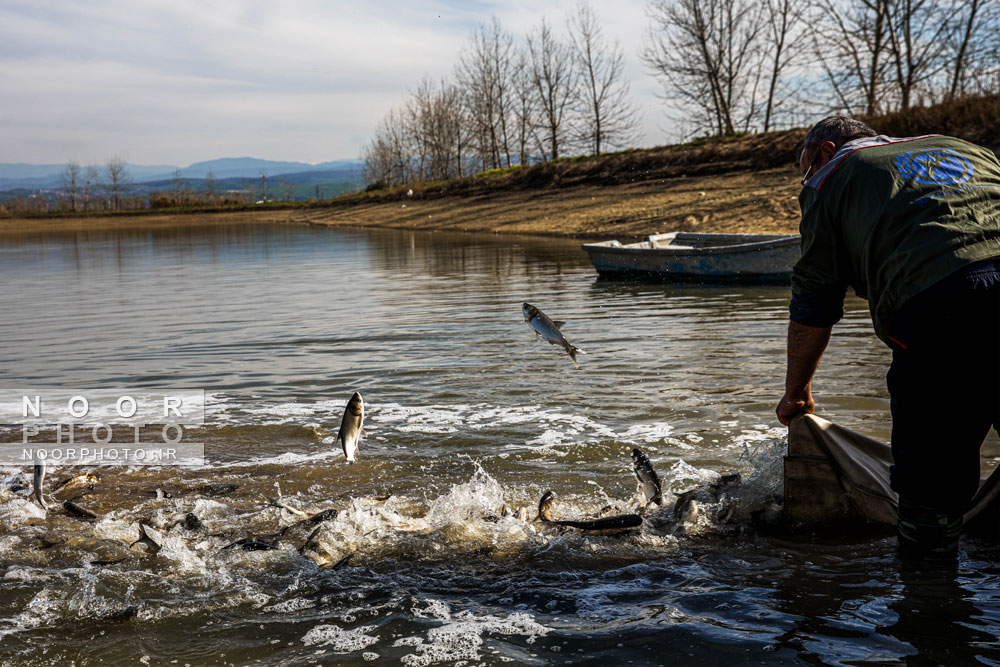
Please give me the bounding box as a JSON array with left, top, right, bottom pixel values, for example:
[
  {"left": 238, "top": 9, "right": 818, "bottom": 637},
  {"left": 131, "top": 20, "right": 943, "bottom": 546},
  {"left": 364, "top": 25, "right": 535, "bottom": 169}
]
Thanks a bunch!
[{"left": 0, "top": 222, "right": 998, "bottom": 665}]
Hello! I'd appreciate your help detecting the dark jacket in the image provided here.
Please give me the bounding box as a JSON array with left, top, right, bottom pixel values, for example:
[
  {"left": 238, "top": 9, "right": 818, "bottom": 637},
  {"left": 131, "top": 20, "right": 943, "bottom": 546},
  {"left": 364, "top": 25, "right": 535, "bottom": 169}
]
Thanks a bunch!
[{"left": 790, "top": 134, "right": 1000, "bottom": 343}]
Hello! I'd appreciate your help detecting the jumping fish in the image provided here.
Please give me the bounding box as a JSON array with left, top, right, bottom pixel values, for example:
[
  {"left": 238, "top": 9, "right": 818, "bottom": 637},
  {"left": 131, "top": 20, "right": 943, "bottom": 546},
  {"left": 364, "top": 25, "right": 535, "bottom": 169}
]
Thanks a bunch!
[
  {"left": 32, "top": 462, "right": 48, "bottom": 509},
  {"left": 631, "top": 448, "right": 663, "bottom": 507},
  {"left": 522, "top": 303, "right": 585, "bottom": 367},
  {"left": 277, "top": 508, "right": 339, "bottom": 545},
  {"left": 337, "top": 392, "right": 364, "bottom": 463},
  {"left": 536, "top": 491, "right": 642, "bottom": 534},
  {"left": 265, "top": 495, "right": 310, "bottom": 518}
]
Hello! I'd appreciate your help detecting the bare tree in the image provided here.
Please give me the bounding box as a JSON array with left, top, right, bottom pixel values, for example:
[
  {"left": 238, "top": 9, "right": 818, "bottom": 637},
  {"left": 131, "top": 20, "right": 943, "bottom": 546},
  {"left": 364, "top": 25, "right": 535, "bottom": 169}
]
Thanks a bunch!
[
  {"left": 527, "top": 18, "right": 578, "bottom": 160},
  {"left": 641, "top": 0, "right": 765, "bottom": 137},
  {"left": 510, "top": 47, "right": 538, "bottom": 166},
  {"left": 60, "top": 161, "right": 81, "bottom": 212},
  {"left": 105, "top": 156, "right": 129, "bottom": 211},
  {"left": 456, "top": 16, "right": 516, "bottom": 171},
  {"left": 363, "top": 105, "right": 416, "bottom": 188},
  {"left": 884, "top": 0, "right": 955, "bottom": 109},
  {"left": 170, "top": 168, "right": 186, "bottom": 205},
  {"left": 203, "top": 170, "right": 217, "bottom": 198},
  {"left": 439, "top": 82, "right": 471, "bottom": 178},
  {"left": 408, "top": 78, "right": 470, "bottom": 181},
  {"left": 278, "top": 178, "right": 294, "bottom": 201},
  {"left": 760, "top": 0, "right": 808, "bottom": 131},
  {"left": 812, "top": 0, "right": 892, "bottom": 116},
  {"left": 945, "top": 0, "right": 997, "bottom": 99},
  {"left": 567, "top": 1, "right": 640, "bottom": 154},
  {"left": 83, "top": 165, "right": 100, "bottom": 211}
]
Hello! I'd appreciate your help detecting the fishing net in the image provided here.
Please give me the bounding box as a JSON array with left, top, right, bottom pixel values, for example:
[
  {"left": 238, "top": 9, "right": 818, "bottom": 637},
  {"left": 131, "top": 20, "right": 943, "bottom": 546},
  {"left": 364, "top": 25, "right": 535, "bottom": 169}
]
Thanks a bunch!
[{"left": 784, "top": 414, "right": 1000, "bottom": 535}]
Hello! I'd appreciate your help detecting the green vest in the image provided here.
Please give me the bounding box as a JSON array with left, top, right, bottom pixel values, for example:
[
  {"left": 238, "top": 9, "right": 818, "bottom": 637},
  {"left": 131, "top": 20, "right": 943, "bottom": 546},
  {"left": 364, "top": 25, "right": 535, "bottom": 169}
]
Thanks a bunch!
[{"left": 793, "top": 134, "right": 1000, "bottom": 343}]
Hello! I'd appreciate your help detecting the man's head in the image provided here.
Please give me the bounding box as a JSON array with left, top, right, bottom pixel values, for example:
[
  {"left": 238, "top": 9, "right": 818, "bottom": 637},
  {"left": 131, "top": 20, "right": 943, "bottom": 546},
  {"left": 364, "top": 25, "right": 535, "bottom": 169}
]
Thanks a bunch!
[{"left": 800, "top": 116, "right": 878, "bottom": 184}]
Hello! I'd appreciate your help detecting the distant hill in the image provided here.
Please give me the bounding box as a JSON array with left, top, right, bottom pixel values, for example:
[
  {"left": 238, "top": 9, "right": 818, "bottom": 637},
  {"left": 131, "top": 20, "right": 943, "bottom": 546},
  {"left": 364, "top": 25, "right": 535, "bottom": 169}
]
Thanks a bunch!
[
  {"left": 0, "top": 157, "right": 363, "bottom": 191},
  {"left": 177, "top": 157, "right": 362, "bottom": 180},
  {"left": 0, "top": 162, "right": 179, "bottom": 190}
]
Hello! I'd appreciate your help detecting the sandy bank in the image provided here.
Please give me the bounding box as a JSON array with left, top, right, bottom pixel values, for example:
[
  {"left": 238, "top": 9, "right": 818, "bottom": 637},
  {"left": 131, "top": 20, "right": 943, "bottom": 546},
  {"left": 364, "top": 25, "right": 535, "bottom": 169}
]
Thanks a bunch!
[{"left": 0, "top": 167, "right": 802, "bottom": 240}]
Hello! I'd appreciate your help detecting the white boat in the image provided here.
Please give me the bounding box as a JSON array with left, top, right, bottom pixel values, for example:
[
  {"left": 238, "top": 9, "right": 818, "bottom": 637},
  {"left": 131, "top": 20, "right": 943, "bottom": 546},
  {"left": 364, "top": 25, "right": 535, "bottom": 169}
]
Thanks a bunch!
[{"left": 581, "top": 232, "right": 800, "bottom": 283}]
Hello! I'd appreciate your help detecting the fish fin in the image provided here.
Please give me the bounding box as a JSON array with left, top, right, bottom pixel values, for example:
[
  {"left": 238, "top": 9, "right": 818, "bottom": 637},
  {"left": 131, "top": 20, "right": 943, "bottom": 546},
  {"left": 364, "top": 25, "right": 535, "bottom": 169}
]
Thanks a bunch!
[{"left": 553, "top": 320, "right": 566, "bottom": 329}]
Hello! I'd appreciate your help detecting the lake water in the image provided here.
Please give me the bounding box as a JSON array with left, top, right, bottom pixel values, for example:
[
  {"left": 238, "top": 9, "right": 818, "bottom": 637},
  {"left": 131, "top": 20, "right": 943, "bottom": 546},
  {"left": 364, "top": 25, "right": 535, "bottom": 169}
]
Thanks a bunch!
[{"left": 0, "top": 223, "right": 998, "bottom": 665}]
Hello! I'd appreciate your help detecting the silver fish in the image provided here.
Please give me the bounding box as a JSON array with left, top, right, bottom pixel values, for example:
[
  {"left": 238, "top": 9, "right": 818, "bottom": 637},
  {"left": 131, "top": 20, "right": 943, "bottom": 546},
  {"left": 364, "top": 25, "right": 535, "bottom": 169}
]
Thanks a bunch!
[
  {"left": 52, "top": 471, "right": 101, "bottom": 494},
  {"left": 32, "top": 462, "right": 48, "bottom": 509},
  {"left": 337, "top": 392, "right": 364, "bottom": 463},
  {"left": 631, "top": 448, "right": 662, "bottom": 506},
  {"left": 130, "top": 524, "right": 164, "bottom": 555},
  {"left": 522, "top": 303, "right": 585, "bottom": 367}
]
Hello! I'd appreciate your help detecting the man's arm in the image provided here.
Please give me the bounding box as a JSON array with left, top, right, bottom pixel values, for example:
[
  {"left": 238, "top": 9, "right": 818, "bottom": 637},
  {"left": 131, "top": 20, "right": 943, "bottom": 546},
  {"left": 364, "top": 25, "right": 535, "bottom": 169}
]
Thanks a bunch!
[{"left": 776, "top": 320, "right": 832, "bottom": 425}]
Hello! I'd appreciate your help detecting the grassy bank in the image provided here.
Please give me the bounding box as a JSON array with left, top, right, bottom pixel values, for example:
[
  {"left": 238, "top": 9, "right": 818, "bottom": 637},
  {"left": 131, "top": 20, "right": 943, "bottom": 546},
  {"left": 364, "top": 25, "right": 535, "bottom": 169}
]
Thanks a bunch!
[{"left": 4, "top": 94, "right": 998, "bottom": 239}]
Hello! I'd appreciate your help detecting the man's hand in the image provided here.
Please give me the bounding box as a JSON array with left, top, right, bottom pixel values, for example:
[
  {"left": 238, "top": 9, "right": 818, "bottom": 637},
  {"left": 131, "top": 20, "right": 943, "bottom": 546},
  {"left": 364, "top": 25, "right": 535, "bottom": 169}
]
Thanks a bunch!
[
  {"left": 777, "top": 320, "right": 833, "bottom": 427},
  {"left": 776, "top": 388, "right": 815, "bottom": 426}
]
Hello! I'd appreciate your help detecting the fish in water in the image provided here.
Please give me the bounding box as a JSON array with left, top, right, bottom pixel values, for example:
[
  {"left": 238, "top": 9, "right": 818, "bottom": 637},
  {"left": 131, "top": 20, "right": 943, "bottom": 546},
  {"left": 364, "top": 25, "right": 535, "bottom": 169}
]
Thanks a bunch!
[
  {"left": 197, "top": 483, "right": 239, "bottom": 496},
  {"left": 337, "top": 392, "right": 364, "bottom": 463},
  {"left": 276, "top": 508, "right": 340, "bottom": 547},
  {"left": 222, "top": 537, "right": 276, "bottom": 552},
  {"left": 52, "top": 471, "right": 101, "bottom": 494},
  {"left": 536, "top": 491, "right": 642, "bottom": 534},
  {"left": 63, "top": 498, "right": 98, "bottom": 520},
  {"left": 631, "top": 448, "right": 663, "bottom": 507},
  {"left": 672, "top": 473, "right": 743, "bottom": 532},
  {"left": 266, "top": 495, "right": 310, "bottom": 518},
  {"left": 522, "top": 303, "right": 585, "bottom": 367},
  {"left": 130, "top": 524, "right": 164, "bottom": 555},
  {"left": 33, "top": 462, "right": 48, "bottom": 509}
]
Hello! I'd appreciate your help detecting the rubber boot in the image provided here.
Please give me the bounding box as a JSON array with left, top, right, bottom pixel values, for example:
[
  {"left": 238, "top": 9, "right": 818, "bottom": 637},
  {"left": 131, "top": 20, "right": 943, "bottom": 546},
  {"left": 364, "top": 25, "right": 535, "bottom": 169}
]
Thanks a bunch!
[{"left": 896, "top": 497, "right": 962, "bottom": 560}]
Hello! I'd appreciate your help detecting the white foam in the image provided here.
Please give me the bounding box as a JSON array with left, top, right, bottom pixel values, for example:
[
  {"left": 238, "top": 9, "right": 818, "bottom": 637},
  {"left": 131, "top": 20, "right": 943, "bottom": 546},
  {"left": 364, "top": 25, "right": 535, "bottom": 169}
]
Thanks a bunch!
[
  {"left": 0, "top": 498, "right": 47, "bottom": 524},
  {"left": 398, "top": 602, "right": 549, "bottom": 667},
  {"left": 620, "top": 423, "right": 674, "bottom": 443},
  {"left": 301, "top": 623, "right": 379, "bottom": 653},
  {"left": 667, "top": 459, "right": 720, "bottom": 488},
  {"left": 738, "top": 432, "right": 788, "bottom": 501},
  {"left": 264, "top": 597, "right": 315, "bottom": 613}
]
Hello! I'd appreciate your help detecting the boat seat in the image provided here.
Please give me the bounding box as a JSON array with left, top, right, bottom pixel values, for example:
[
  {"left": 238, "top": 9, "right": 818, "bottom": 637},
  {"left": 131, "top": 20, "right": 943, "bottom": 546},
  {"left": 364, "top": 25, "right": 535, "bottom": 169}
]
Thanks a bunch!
[{"left": 650, "top": 240, "right": 694, "bottom": 249}]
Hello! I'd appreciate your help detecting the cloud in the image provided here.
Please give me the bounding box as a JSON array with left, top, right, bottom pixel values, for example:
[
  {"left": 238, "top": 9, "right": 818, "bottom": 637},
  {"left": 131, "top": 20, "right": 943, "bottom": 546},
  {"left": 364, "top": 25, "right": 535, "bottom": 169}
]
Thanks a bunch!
[{"left": 0, "top": 0, "right": 672, "bottom": 166}]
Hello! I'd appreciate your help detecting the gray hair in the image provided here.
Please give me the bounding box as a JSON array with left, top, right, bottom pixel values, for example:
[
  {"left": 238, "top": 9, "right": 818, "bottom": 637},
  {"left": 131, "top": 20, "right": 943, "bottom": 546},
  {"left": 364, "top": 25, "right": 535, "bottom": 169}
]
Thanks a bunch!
[{"left": 803, "top": 116, "right": 878, "bottom": 152}]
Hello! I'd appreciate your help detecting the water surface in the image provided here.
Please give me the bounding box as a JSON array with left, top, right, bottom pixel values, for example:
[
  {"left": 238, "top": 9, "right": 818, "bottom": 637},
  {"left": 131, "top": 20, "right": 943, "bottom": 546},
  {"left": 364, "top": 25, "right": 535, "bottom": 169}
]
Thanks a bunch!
[{"left": 0, "top": 223, "right": 998, "bottom": 666}]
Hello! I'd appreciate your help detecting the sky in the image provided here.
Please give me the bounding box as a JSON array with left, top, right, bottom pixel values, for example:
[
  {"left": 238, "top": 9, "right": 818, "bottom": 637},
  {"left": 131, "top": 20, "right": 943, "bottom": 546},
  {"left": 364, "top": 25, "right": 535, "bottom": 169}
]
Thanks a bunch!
[{"left": 0, "top": 0, "right": 669, "bottom": 167}]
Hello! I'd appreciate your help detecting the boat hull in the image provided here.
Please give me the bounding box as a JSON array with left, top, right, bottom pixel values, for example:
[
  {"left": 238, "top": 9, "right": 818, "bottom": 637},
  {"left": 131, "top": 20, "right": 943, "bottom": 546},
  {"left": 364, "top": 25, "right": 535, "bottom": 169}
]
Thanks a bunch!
[{"left": 582, "top": 233, "right": 800, "bottom": 284}]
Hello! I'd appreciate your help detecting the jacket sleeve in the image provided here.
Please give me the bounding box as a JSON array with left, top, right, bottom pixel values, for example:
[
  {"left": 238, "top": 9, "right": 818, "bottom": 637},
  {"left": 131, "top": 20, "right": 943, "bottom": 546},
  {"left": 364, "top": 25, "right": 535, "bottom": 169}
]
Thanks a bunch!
[{"left": 789, "top": 187, "right": 849, "bottom": 326}]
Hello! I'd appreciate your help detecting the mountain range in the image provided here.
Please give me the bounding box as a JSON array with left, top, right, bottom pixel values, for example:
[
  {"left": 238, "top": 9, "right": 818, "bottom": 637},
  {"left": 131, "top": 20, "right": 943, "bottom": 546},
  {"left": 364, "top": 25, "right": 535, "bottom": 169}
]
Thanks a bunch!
[{"left": 0, "top": 157, "right": 363, "bottom": 191}]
